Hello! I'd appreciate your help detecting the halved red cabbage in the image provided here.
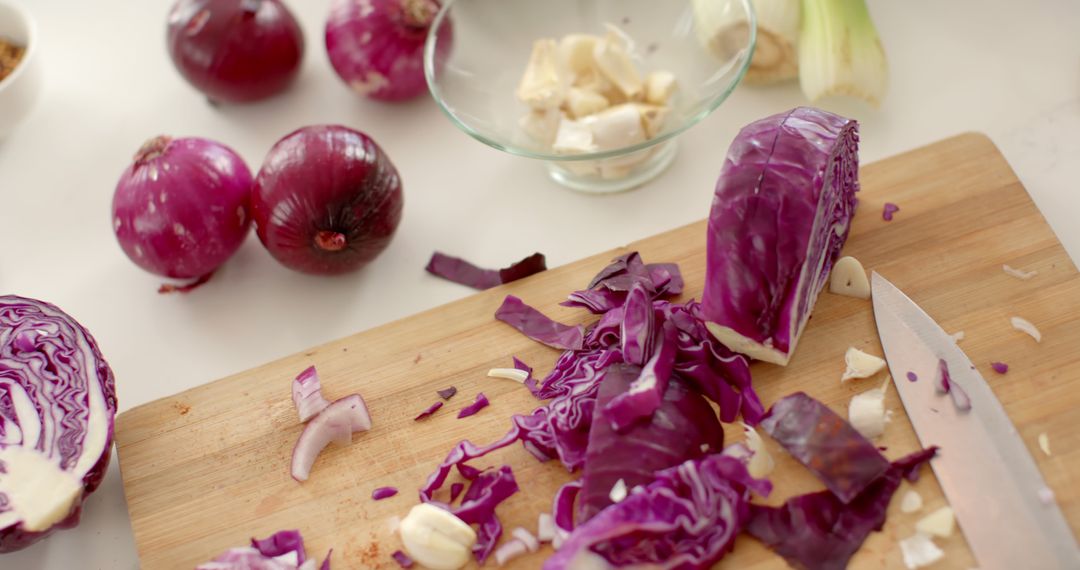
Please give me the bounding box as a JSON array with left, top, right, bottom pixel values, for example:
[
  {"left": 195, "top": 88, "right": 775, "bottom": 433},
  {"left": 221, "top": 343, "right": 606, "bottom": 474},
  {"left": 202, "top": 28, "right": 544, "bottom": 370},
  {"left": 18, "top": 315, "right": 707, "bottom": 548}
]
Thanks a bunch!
[
  {"left": 425, "top": 251, "right": 546, "bottom": 290},
  {"left": 197, "top": 529, "right": 331, "bottom": 570},
  {"left": 761, "top": 392, "right": 889, "bottom": 503},
  {"left": 578, "top": 364, "right": 724, "bottom": 524},
  {"left": 702, "top": 107, "right": 860, "bottom": 365},
  {"left": 545, "top": 454, "right": 771, "bottom": 569},
  {"left": 0, "top": 296, "right": 117, "bottom": 553},
  {"left": 495, "top": 295, "right": 584, "bottom": 350},
  {"left": 747, "top": 447, "right": 937, "bottom": 570}
]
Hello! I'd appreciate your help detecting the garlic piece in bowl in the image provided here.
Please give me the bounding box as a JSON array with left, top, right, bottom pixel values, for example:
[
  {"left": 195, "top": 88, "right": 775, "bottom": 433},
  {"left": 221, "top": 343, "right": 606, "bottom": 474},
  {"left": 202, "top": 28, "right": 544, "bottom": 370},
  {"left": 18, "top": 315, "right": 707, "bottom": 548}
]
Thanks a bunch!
[{"left": 0, "top": 0, "right": 42, "bottom": 140}]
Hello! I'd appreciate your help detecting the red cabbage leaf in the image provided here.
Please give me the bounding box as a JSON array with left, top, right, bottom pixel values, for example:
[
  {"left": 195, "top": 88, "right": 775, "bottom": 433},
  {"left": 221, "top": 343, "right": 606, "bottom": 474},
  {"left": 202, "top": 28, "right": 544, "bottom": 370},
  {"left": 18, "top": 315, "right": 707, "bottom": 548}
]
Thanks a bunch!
[
  {"left": 495, "top": 295, "right": 584, "bottom": 350},
  {"left": 702, "top": 107, "right": 860, "bottom": 365},
  {"left": 425, "top": 251, "right": 546, "bottom": 290}
]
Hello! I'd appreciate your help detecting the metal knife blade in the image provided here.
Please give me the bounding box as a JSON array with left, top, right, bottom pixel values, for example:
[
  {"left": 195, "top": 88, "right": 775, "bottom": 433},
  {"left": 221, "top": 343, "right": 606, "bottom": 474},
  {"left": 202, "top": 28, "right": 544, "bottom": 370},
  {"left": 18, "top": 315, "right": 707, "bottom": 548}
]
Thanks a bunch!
[{"left": 871, "top": 272, "right": 1079, "bottom": 569}]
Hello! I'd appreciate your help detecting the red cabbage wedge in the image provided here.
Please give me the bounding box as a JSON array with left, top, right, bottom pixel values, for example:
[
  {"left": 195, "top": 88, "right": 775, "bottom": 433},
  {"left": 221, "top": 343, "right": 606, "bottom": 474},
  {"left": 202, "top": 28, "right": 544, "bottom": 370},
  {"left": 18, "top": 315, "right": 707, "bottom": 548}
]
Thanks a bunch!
[
  {"left": 0, "top": 296, "right": 117, "bottom": 552},
  {"left": 703, "top": 107, "right": 860, "bottom": 365}
]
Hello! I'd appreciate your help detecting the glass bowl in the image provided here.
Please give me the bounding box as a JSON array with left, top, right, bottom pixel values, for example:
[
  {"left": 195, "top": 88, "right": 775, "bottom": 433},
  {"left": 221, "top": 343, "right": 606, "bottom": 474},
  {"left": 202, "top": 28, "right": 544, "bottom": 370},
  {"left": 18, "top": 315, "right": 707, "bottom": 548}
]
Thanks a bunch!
[{"left": 424, "top": 0, "right": 756, "bottom": 193}]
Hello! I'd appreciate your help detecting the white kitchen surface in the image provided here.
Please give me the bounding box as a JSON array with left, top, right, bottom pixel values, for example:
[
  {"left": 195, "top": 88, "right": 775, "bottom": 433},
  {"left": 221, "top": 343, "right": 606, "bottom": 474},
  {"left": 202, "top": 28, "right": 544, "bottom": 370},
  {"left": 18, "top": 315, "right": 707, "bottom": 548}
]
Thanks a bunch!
[{"left": 1, "top": 0, "right": 1078, "bottom": 567}]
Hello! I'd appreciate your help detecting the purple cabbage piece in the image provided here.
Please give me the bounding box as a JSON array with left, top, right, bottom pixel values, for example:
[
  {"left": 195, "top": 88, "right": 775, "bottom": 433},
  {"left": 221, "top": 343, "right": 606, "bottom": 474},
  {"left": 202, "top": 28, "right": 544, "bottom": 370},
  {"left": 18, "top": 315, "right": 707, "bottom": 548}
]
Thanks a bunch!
[
  {"left": 512, "top": 356, "right": 540, "bottom": 396},
  {"left": 449, "top": 482, "right": 465, "bottom": 503},
  {"left": 761, "top": 392, "right": 890, "bottom": 503},
  {"left": 0, "top": 296, "right": 118, "bottom": 553},
  {"left": 371, "top": 486, "right": 398, "bottom": 500},
  {"left": 562, "top": 254, "right": 684, "bottom": 314},
  {"left": 425, "top": 251, "right": 547, "bottom": 290},
  {"left": 882, "top": 202, "right": 900, "bottom": 221},
  {"left": 747, "top": 447, "right": 937, "bottom": 570},
  {"left": 545, "top": 454, "right": 771, "bottom": 570},
  {"left": 251, "top": 530, "right": 306, "bottom": 563},
  {"left": 414, "top": 400, "right": 443, "bottom": 420},
  {"left": 457, "top": 393, "right": 490, "bottom": 419},
  {"left": 603, "top": 321, "right": 678, "bottom": 431},
  {"left": 197, "top": 530, "right": 332, "bottom": 570},
  {"left": 391, "top": 550, "right": 414, "bottom": 568},
  {"left": 454, "top": 466, "right": 519, "bottom": 563},
  {"left": 991, "top": 361, "right": 1008, "bottom": 374},
  {"left": 437, "top": 386, "right": 457, "bottom": 400},
  {"left": 495, "top": 295, "right": 584, "bottom": 350},
  {"left": 619, "top": 283, "right": 656, "bottom": 366},
  {"left": 553, "top": 480, "right": 584, "bottom": 535},
  {"left": 702, "top": 107, "right": 860, "bottom": 366},
  {"left": 578, "top": 365, "right": 724, "bottom": 524}
]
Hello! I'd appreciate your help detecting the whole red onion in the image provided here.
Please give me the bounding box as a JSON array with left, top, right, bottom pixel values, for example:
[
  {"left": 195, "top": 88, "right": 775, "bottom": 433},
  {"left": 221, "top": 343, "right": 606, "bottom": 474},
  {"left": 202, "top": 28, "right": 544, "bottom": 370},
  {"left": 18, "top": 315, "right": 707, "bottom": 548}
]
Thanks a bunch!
[
  {"left": 167, "top": 0, "right": 305, "bottom": 103},
  {"left": 252, "top": 125, "right": 404, "bottom": 275},
  {"left": 325, "top": 0, "right": 452, "bottom": 101},
  {"left": 112, "top": 136, "right": 253, "bottom": 289}
]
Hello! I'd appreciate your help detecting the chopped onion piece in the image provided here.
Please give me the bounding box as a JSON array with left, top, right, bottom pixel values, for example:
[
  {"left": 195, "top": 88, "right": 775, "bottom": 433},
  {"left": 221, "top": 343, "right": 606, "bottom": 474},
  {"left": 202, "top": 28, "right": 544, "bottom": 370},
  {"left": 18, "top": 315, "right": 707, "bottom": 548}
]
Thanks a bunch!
[
  {"left": 371, "top": 487, "right": 398, "bottom": 501},
  {"left": 935, "top": 359, "right": 971, "bottom": 412},
  {"left": 437, "top": 386, "right": 458, "bottom": 400},
  {"left": 841, "top": 347, "right": 887, "bottom": 382},
  {"left": 829, "top": 256, "right": 871, "bottom": 300},
  {"left": 537, "top": 513, "right": 556, "bottom": 543},
  {"left": 494, "top": 539, "right": 529, "bottom": 566},
  {"left": 849, "top": 382, "right": 890, "bottom": 439},
  {"left": 741, "top": 422, "right": 775, "bottom": 478},
  {"left": 900, "top": 489, "right": 923, "bottom": 513},
  {"left": 950, "top": 331, "right": 965, "bottom": 342},
  {"left": 1038, "top": 432, "right": 1051, "bottom": 456},
  {"left": 487, "top": 368, "right": 530, "bottom": 383},
  {"left": 899, "top": 533, "right": 944, "bottom": 569},
  {"left": 291, "top": 394, "right": 371, "bottom": 482},
  {"left": 1039, "top": 487, "right": 1056, "bottom": 505},
  {"left": 293, "top": 366, "right": 332, "bottom": 423},
  {"left": 392, "top": 550, "right": 414, "bottom": 568},
  {"left": 1003, "top": 264, "right": 1037, "bottom": 280},
  {"left": 1011, "top": 316, "right": 1042, "bottom": 343},
  {"left": 511, "top": 527, "right": 540, "bottom": 553},
  {"left": 457, "top": 393, "right": 490, "bottom": 418},
  {"left": 608, "top": 478, "right": 628, "bottom": 503},
  {"left": 990, "top": 362, "right": 1008, "bottom": 374},
  {"left": 415, "top": 401, "right": 444, "bottom": 421},
  {"left": 915, "top": 506, "right": 955, "bottom": 538}
]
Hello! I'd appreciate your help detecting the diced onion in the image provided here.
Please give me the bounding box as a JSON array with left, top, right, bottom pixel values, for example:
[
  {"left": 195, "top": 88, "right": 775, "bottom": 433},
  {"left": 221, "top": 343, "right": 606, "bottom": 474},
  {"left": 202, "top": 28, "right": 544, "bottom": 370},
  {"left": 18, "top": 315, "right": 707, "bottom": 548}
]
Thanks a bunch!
[
  {"left": 512, "top": 527, "right": 540, "bottom": 553},
  {"left": 1011, "top": 316, "right": 1042, "bottom": 343},
  {"left": 899, "top": 533, "right": 944, "bottom": 569},
  {"left": 1002, "top": 264, "right": 1037, "bottom": 280},
  {"left": 900, "top": 489, "right": 923, "bottom": 513},
  {"left": 494, "top": 539, "right": 529, "bottom": 566},
  {"left": 537, "top": 513, "right": 556, "bottom": 543}
]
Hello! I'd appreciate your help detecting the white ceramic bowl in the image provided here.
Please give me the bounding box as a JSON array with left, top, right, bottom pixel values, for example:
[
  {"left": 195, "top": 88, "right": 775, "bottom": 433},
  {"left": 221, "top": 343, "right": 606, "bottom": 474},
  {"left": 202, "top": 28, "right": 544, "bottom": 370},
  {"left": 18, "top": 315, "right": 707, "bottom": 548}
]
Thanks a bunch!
[{"left": 0, "top": 0, "right": 42, "bottom": 140}]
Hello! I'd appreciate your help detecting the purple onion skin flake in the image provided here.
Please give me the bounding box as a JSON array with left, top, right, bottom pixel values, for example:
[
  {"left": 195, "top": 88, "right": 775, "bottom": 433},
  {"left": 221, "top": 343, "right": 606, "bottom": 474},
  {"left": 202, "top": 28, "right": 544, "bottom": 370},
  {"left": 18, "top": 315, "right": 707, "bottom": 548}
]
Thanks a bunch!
[
  {"left": 372, "top": 486, "right": 398, "bottom": 500},
  {"left": 991, "top": 362, "right": 1009, "bottom": 374}
]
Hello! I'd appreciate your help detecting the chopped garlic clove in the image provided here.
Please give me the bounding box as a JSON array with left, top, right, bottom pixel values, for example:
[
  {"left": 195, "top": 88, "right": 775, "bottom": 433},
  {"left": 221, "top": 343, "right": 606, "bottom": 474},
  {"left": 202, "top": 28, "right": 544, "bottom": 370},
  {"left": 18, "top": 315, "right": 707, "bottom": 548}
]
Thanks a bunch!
[
  {"left": 899, "top": 533, "right": 944, "bottom": 569},
  {"left": 849, "top": 381, "right": 889, "bottom": 439},
  {"left": 518, "top": 108, "right": 562, "bottom": 146},
  {"left": 1002, "top": 264, "right": 1037, "bottom": 280},
  {"left": 741, "top": 422, "right": 775, "bottom": 478},
  {"left": 629, "top": 103, "right": 669, "bottom": 139},
  {"left": 593, "top": 31, "right": 644, "bottom": 100},
  {"left": 517, "top": 39, "right": 565, "bottom": 110},
  {"left": 559, "top": 34, "right": 601, "bottom": 79},
  {"left": 552, "top": 117, "right": 596, "bottom": 154},
  {"left": 900, "top": 489, "right": 923, "bottom": 513},
  {"left": 399, "top": 503, "right": 477, "bottom": 570},
  {"left": 829, "top": 256, "right": 871, "bottom": 299},
  {"left": 583, "top": 104, "right": 647, "bottom": 151},
  {"left": 1010, "top": 316, "right": 1041, "bottom": 343},
  {"left": 1038, "top": 432, "right": 1051, "bottom": 456},
  {"left": 915, "top": 506, "right": 956, "bottom": 538},
  {"left": 609, "top": 478, "right": 628, "bottom": 503},
  {"left": 644, "top": 71, "right": 678, "bottom": 105},
  {"left": 487, "top": 368, "right": 529, "bottom": 383},
  {"left": 841, "top": 347, "right": 887, "bottom": 382},
  {"left": 564, "top": 87, "right": 610, "bottom": 119},
  {"left": 949, "top": 331, "right": 965, "bottom": 343}
]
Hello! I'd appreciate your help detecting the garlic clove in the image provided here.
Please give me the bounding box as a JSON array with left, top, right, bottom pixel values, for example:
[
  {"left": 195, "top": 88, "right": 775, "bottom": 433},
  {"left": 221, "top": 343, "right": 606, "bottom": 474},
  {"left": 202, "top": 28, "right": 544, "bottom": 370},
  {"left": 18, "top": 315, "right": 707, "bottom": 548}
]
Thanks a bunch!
[
  {"left": 841, "top": 346, "right": 887, "bottom": 382},
  {"left": 644, "top": 71, "right": 678, "bottom": 105},
  {"left": 558, "top": 34, "right": 601, "bottom": 80},
  {"left": 830, "top": 256, "right": 871, "bottom": 299},
  {"left": 518, "top": 108, "right": 562, "bottom": 146},
  {"left": 552, "top": 117, "right": 597, "bottom": 154},
  {"left": 741, "top": 422, "right": 775, "bottom": 478},
  {"left": 516, "top": 39, "right": 565, "bottom": 110},
  {"left": 399, "top": 503, "right": 477, "bottom": 570},
  {"left": 848, "top": 381, "right": 889, "bottom": 439},
  {"left": 564, "top": 87, "right": 610, "bottom": 119},
  {"left": 915, "top": 506, "right": 956, "bottom": 538},
  {"left": 900, "top": 489, "right": 923, "bottom": 513},
  {"left": 582, "top": 104, "right": 647, "bottom": 151},
  {"left": 628, "top": 103, "right": 669, "bottom": 139},
  {"left": 593, "top": 31, "right": 644, "bottom": 101}
]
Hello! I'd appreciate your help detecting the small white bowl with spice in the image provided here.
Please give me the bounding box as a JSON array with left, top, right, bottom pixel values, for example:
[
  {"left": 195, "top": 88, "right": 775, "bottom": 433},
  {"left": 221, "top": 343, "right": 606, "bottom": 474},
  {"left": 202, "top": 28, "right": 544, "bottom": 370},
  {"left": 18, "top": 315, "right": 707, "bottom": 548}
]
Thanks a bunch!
[{"left": 0, "top": 0, "right": 42, "bottom": 140}]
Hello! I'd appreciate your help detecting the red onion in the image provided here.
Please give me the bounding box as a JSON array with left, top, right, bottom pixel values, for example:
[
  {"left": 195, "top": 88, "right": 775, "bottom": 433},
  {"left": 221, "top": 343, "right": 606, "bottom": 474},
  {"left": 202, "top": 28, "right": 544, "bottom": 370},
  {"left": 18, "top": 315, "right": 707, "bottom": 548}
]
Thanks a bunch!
[
  {"left": 291, "top": 394, "right": 371, "bottom": 482},
  {"left": 325, "top": 0, "right": 452, "bottom": 101},
  {"left": 112, "top": 136, "right": 253, "bottom": 291},
  {"left": 167, "top": 0, "right": 305, "bottom": 103},
  {"left": 252, "top": 125, "right": 404, "bottom": 275}
]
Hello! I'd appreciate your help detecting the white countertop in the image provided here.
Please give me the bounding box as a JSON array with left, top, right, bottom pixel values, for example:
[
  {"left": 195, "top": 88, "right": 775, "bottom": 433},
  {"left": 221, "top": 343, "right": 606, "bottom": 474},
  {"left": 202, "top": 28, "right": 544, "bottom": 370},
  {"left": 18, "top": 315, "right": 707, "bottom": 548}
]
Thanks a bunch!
[{"left": 1, "top": 0, "right": 1078, "bottom": 567}]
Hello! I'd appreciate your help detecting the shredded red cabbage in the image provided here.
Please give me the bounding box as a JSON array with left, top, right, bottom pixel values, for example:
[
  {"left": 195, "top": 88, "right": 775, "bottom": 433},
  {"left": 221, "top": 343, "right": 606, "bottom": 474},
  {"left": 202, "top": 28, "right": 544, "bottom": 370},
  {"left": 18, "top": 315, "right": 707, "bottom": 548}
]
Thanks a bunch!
[
  {"left": 552, "top": 480, "right": 583, "bottom": 536},
  {"left": 561, "top": 253, "right": 684, "bottom": 314},
  {"left": 457, "top": 393, "right": 490, "bottom": 418},
  {"left": 437, "top": 386, "right": 457, "bottom": 400},
  {"left": 578, "top": 365, "right": 724, "bottom": 523},
  {"left": 602, "top": 321, "right": 678, "bottom": 432},
  {"left": 747, "top": 447, "right": 938, "bottom": 570},
  {"left": 371, "top": 487, "right": 398, "bottom": 500},
  {"left": 544, "top": 455, "right": 771, "bottom": 569},
  {"left": 425, "top": 251, "right": 547, "bottom": 290},
  {"left": 197, "top": 530, "right": 331, "bottom": 570},
  {"left": 449, "top": 482, "right": 465, "bottom": 503},
  {"left": 495, "top": 295, "right": 585, "bottom": 350},
  {"left": 513, "top": 356, "right": 540, "bottom": 396},
  {"left": 991, "top": 361, "right": 1008, "bottom": 374},
  {"left": 391, "top": 550, "right": 414, "bottom": 568},
  {"left": 936, "top": 359, "right": 971, "bottom": 411},
  {"left": 761, "top": 392, "right": 890, "bottom": 503},
  {"left": 414, "top": 401, "right": 443, "bottom": 420},
  {"left": 882, "top": 202, "right": 900, "bottom": 221}
]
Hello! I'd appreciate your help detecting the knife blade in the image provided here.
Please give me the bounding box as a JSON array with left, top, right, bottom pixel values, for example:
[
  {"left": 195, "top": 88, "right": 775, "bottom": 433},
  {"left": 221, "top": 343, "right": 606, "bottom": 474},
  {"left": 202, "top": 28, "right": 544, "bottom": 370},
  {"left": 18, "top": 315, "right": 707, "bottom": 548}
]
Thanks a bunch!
[{"left": 871, "top": 272, "right": 1079, "bottom": 569}]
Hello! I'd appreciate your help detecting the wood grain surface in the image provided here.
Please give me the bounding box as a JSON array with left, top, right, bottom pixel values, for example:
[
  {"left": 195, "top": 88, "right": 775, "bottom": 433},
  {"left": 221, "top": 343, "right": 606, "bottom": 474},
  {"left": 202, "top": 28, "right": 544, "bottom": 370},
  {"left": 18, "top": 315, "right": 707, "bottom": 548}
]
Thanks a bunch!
[{"left": 115, "top": 133, "right": 1080, "bottom": 569}]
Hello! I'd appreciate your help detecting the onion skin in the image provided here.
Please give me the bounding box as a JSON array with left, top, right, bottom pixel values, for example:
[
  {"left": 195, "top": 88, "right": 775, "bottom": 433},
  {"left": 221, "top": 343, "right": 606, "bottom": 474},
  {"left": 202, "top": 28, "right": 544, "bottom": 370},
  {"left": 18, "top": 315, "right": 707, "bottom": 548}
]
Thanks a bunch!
[
  {"left": 112, "top": 136, "right": 253, "bottom": 282},
  {"left": 325, "top": 0, "right": 452, "bottom": 101},
  {"left": 252, "top": 125, "right": 404, "bottom": 275},
  {"left": 167, "top": 0, "right": 305, "bottom": 103}
]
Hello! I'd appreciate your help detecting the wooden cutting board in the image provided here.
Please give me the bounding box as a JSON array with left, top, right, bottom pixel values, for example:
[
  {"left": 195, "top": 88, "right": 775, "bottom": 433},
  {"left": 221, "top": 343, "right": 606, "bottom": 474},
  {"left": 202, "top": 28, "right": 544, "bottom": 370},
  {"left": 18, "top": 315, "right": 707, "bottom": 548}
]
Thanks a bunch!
[{"left": 115, "top": 133, "right": 1080, "bottom": 569}]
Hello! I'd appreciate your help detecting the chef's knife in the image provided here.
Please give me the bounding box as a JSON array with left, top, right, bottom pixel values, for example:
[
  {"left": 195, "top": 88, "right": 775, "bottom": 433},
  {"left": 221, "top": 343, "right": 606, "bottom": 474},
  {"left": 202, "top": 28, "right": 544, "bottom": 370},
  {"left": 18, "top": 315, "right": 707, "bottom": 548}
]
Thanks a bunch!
[{"left": 871, "top": 272, "right": 1079, "bottom": 569}]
